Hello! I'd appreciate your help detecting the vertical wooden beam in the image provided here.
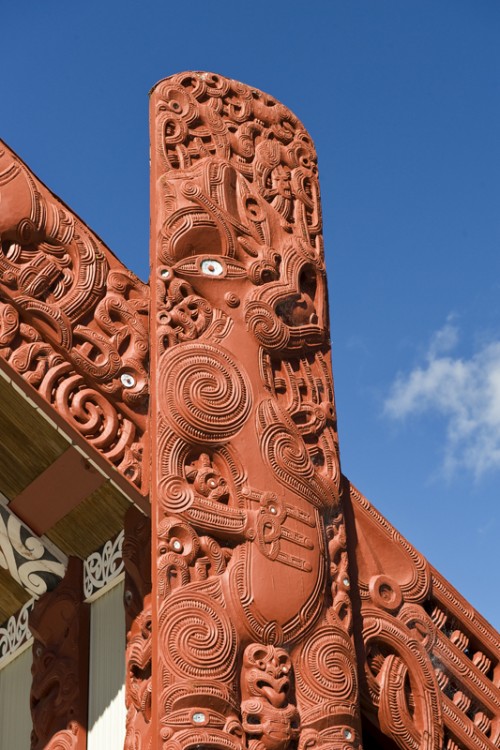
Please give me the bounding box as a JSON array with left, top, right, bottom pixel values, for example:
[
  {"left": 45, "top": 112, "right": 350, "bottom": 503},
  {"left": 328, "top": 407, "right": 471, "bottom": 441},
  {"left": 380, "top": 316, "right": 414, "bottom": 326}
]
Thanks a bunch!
[
  {"left": 150, "top": 71, "right": 362, "bottom": 750},
  {"left": 123, "top": 506, "right": 152, "bottom": 749},
  {"left": 29, "top": 557, "right": 89, "bottom": 750}
]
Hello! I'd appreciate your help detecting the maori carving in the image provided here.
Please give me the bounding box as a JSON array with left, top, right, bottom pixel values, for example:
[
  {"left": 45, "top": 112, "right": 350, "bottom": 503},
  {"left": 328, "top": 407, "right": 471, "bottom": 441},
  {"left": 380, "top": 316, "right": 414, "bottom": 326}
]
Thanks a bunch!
[
  {"left": 362, "top": 605, "right": 443, "bottom": 750},
  {"left": 29, "top": 557, "right": 89, "bottom": 750},
  {"left": 83, "top": 528, "right": 124, "bottom": 599},
  {"left": 123, "top": 506, "right": 153, "bottom": 750},
  {"left": 349, "top": 483, "right": 500, "bottom": 750},
  {"left": 151, "top": 72, "right": 361, "bottom": 750},
  {"left": 0, "top": 143, "right": 148, "bottom": 489},
  {"left": 0, "top": 499, "right": 66, "bottom": 597},
  {"left": 0, "top": 597, "right": 34, "bottom": 664},
  {"left": 241, "top": 644, "right": 300, "bottom": 750}
]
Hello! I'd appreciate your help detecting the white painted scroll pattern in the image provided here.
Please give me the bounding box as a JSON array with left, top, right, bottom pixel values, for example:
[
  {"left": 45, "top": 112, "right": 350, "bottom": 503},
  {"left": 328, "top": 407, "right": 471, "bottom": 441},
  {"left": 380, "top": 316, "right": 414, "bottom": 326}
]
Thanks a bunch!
[
  {"left": 84, "top": 530, "right": 124, "bottom": 599},
  {"left": 0, "top": 502, "right": 67, "bottom": 597},
  {"left": 0, "top": 598, "right": 34, "bottom": 665}
]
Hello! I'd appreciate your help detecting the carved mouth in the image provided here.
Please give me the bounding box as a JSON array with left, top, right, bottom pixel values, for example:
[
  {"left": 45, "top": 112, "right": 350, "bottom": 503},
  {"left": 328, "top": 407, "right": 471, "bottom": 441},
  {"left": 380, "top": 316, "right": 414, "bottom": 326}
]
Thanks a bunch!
[
  {"left": 128, "top": 639, "right": 152, "bottom": 672},
  {"left": 275, "top": 295, "right": 320, "bottom": 328},
  {"left": 131, "top": 661, "right": 152, "bottom": 682},
  {"left": 274, "top": 264, "right": 320, "bottom": 328},
  {"left": 31, "top": 674, "right": 61, "bottom": 713},
  {"left": 256, "top": 679, "right": 289, "bottom": 708}
]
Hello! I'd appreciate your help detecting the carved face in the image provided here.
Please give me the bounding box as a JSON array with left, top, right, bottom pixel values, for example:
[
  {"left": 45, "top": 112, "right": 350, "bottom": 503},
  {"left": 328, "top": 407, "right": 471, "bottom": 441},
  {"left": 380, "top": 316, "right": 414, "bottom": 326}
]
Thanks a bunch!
[
  {"left": 126, "top": 597, "right": 152, "bottom": 720},
  {"left": 31, "top": 640, "right": 77, "bottom": 740},
  {"left": 29, "top": 593, "right": 81, "bottom": 749},
  {"left": 241, "top": 644, "right": 293, "bottom": 707},
  {"left": 159, "top": 157, "right": 327, "bottom": 354},
  {"left": 271, "top": 165, "right": 292, "bottom": 199}
]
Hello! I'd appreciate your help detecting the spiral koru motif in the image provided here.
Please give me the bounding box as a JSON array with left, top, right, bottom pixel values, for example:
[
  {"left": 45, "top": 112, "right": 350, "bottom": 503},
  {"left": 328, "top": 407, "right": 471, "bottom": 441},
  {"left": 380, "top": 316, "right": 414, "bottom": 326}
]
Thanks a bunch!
[
  {"left": 159, "top": 343, "right": 251, "bottom": 444},
  {"left": 296, "top": 626, "right": 357, "bottom": 705},
  {"left": 245, "top": 300, "right": 290, "bottom": 351},
  {"left": 158, "top": 475, "right": 195, "bottom": 514},
  {"left": 160, "top": 588, "right": 238, "bottom": 682},
  {"left": 258, "top": 403, "right": 324, "bottom": 507}
]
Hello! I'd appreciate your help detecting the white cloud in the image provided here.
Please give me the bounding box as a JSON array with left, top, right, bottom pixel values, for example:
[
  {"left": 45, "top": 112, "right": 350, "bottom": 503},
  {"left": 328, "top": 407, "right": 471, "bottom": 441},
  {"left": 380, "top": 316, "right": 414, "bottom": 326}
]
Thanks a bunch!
[{"left": 384, "top": 321, "right": 500, "bottom": 476}]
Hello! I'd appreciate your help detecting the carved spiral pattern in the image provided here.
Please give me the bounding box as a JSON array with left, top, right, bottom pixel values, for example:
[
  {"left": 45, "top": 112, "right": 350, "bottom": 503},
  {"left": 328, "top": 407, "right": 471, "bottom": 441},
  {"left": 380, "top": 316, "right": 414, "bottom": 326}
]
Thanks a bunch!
[
  {"left": 0, "top": 599, "right": 34, "bottom": 663},
  {"left": 160, "top": 590, "right": 238, "bottom": 682},
  {"left": 245, "top": 300, "right": 290, "bottom": 351},
  {"left": 83, "top": 531, "right": 124, "bottom": 599},
  {"left": 224, "top": 292, "right": 240, "bottom": 308},
  {"left": 44, "top": 725, "right": 80, "bottom": 750},
  {"left": 258, "top": 403, "right": 325, "bottom": 508},
  {"left": 264, "top": 423, "right": 312, "bottom": 479},
  {"left": 159, "top": 475, "right": 195, "bottom": 514},
  {"left": 160, "top": 343, "right": 251, "bottom": 444},
  {"left": 296, "top": 627, "right": 358, "bottom": 705}
]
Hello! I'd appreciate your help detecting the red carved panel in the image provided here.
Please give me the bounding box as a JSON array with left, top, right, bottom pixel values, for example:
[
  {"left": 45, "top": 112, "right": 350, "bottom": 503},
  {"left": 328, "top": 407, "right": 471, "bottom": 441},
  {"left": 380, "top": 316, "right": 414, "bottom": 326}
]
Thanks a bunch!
[
  {"left": 0, "top": 142, "right": 148, "bottom": 490},
  {"left": 123, "top": 506, "right": 153, "bottom": 750},
  {"left": 150, "top": 72, "right": 361, "bottom": 750},
  {"left": 348, "top": 481, "right": 500, "bottom": 750},
  {"left": 28, "top": 557, "right": 89, "bottom": 750}
]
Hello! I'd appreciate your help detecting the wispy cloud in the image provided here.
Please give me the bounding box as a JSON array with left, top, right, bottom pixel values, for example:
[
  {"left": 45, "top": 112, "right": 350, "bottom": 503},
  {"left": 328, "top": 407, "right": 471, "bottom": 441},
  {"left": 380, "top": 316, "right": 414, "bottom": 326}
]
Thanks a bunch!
[{"left": 384, "top": 320, "right": 500, "bottom": 477}]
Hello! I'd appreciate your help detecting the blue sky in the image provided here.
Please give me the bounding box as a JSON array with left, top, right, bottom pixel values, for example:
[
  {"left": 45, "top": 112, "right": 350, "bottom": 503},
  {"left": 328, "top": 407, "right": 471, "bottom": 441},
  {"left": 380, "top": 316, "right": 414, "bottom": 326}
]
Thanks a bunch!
[{"left": 2, "top": 1, "right": 499, "bottom": 628}]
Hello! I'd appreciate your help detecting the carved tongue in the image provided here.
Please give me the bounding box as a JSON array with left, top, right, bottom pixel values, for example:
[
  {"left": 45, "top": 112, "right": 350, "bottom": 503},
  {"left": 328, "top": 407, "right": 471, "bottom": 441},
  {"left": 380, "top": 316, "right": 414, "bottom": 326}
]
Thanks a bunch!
[{"left": 260, "top": 683, "right": 287, "bottom": 708}]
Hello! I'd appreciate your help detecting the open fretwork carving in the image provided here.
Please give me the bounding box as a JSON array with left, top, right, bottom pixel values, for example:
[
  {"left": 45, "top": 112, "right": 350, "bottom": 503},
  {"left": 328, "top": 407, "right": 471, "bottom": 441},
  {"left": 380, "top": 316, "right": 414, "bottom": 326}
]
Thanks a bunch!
[
  {"left": 0, "top": 143, "right": 148, "bottom": 490},
  {"left": 151, "top": 71, "right": 362, "bottom": 750},
  {"left": 349, "top": 482, "right": 500, "bottom": 750}
]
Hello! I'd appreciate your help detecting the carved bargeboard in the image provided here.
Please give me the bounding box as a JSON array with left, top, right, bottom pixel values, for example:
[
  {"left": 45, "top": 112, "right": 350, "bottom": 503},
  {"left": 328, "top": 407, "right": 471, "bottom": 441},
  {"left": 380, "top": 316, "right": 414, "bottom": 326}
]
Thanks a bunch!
[
  {"left": 0, "top": 143, "right": 149, "bottom": 490},
  {"left": 150, "top": 72, "right": 361, "bottom": 750}
]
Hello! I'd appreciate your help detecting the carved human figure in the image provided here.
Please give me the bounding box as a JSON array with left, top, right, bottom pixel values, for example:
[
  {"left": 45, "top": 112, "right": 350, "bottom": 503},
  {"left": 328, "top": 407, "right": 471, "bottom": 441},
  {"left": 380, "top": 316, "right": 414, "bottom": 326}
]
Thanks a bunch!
[
  {"left": 123, "top": 507, "right": 153, "bottom": 750},
  {"left": 241, "top": 643, "right": 300, "bottom": 750},
  {"left": 151, "top": 72, "right": 362, "bottom": 750},
  {"left": 28, "top": 558, "right": 89, "bottom": 750}
]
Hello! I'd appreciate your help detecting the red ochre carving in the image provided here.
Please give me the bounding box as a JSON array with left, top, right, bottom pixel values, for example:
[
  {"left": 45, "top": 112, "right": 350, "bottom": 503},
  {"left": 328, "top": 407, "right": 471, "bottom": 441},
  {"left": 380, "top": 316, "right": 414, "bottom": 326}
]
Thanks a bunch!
[
  {"left": 123, "top": 506, "right": 153, "bottom": 750},
  {"left": 1, "top": 72, "right": 498, "bottom": 750},
  {"left": 150, "top": 72, "right": 361, "bottom": 750},
  {"left": 28, "top": 557, "right": 89, "bottom": 750},
  {"left": 347, "top": 481, "right": 500, "bottom": 750},
  {"left": 0, "top": 142, "right": 148, "bottom": 490}
]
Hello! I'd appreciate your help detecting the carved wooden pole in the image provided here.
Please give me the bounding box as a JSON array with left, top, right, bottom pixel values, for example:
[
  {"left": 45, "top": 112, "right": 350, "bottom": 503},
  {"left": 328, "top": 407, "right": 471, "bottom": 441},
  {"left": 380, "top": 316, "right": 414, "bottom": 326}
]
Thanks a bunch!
[
  {"left": 28, "top": 558, "right": 89, "bottom": 750},
  {"left": 150, "top": 72, "right": 362, "bottom": 750},
  {"left": 123, "top": 505, "right": 153, "bottom": 749}
]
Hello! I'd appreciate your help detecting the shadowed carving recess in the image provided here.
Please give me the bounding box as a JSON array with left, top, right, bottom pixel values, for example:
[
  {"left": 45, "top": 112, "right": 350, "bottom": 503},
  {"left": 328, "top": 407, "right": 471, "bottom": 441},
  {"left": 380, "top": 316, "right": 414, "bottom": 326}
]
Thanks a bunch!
[
  {"left": 0, "top": 142, "right": 148, "bottom": 489},
  {"left": 151, "top": 72, "right": 361, "bottom": 750},
  {"left": 123, "top": 506, "right": 153, "bottom": 750},
  {"left": 28, "top": 557, "right": 89, "bottom": 750}
]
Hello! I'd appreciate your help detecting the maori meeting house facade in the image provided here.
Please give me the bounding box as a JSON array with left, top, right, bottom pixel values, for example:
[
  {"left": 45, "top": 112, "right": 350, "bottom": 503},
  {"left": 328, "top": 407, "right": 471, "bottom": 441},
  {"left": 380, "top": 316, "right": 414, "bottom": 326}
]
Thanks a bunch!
[{"left": 0, "top": 72, "right": 498, "bottom": 750}]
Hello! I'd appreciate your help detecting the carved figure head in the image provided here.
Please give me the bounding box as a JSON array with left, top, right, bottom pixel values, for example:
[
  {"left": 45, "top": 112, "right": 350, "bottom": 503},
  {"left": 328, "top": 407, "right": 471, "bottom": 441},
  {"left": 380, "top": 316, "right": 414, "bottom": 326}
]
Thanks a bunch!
[
  {"left": 240, "top": 644, "right": 299, "bottom": 749},
  {"left": 28, "top": 559, "right": 87, "bottom": 750},
  {"left": 241, "top": 643, "right": 293, "bottom": 707},
  {"left": 126, "top": 594, "right": 152, "bottom": 722},
  {"left": 153, "top": 72, "right": 329, "bottom": 356}
]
